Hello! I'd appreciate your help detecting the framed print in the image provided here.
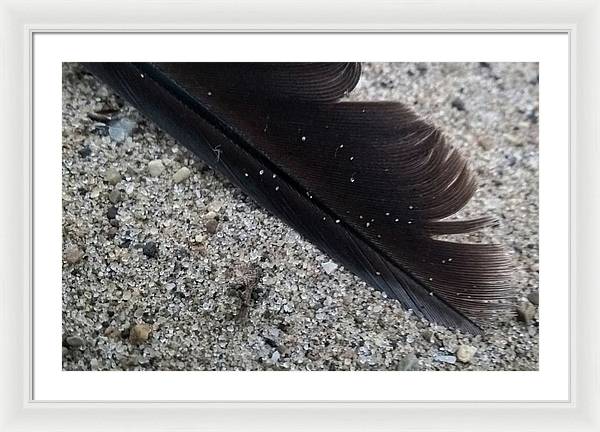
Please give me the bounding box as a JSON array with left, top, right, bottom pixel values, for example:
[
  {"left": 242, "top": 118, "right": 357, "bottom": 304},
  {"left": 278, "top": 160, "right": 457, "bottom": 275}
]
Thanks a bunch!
[{"left": 1, "top": 0, "right": 599, "bottom": 431}]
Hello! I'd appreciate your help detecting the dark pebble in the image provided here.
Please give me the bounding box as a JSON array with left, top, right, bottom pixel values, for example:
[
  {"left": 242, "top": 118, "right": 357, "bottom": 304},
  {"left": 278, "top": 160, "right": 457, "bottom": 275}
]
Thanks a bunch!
[
  {"left": 479, "top": 62, "right": 491, "bottom": 69},
  {"left": 66, "top": 335, "right": 85, "bottom": 348},
  {"left": 143, "top": 241, "right": 159, "bottom": 258},
  {"left": 451, "top": 98, "right": 466, "bottom": 111},
  {"left": 107, "top": 206, "right": 118, "bottom": 219},
  {"left": 93, "top": 124, "right": 109, "bottom": 136},
  {"left": 109, "top": 219, "right": 120, "bottom": 227},
  {"left": 527, "top": 109, "right": 539, "bottom": 124},
  {"left": 78, "top": 146, "right": 92, "bottom": 158},
  {"left": 251, "top": 287, "right": 263, "bottom": 301},
  {"left": 205, "top": 219, "right": 219, "bottom": 235},
  {"left": 119, "top": 238, "right": 132, "bottom": 248},
  {"left": 264, "top": 337, "right": 278, "bottom": 348},
  {"left": 88, "top": 112, "right": 112, "bottom": 123},
  {"left": 527, "top": 291, "right": 539, "bottom": 306},
  {"left": 505, "top": 154, "right": 518, "bottom": 167}
]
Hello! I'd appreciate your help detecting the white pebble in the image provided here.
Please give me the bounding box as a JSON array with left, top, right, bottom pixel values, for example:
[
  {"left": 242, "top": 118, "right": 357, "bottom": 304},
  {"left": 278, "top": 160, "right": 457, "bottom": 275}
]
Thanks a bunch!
[
  {"left": 208, "top": 200, "right": 224, "bottom": 213},
  {"left": 173, "top": 167, "right": 191, "bottom": 184},
  {"left": 104, "top": 167, "right": 121, "bottom": 185},
  {"left": 321, "top": 261, "right": 338, "bottom": 274},
  {"left": 456, "top": 345, "right": 477, "bottom": 363},
  {"left": 147, "top": 159, "right": 165, "bottom": 177}
]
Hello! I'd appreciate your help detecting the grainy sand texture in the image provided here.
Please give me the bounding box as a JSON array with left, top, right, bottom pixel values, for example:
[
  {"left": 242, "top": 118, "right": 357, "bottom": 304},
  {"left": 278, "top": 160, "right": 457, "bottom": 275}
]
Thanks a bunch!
[{"left": 62, "top": 62, "right": 539, "bottom": 371}]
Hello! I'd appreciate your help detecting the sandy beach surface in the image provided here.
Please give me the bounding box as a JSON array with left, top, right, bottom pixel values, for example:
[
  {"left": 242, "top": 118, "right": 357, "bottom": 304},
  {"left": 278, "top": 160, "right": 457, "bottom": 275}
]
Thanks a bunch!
[{"left": 62, "top": 62, "right": 539, "bottom": 371}]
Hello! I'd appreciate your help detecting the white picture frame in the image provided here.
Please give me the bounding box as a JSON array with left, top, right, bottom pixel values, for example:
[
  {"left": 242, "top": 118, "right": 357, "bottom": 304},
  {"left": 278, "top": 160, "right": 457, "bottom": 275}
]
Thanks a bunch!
[{"left": 1, "top": 0, "right": 598, "bottom": 430}]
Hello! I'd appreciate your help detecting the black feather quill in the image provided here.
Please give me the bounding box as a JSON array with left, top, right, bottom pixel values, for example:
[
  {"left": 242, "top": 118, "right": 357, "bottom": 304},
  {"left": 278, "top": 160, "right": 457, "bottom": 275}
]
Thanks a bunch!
[{"left": 84, "top": 62, "right": 515, "bottom": 333}]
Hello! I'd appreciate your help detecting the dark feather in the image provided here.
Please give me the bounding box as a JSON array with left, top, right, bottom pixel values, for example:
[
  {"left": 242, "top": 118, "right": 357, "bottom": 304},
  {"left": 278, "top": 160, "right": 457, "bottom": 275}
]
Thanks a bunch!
[{"left": 83, "top": 62, "right": 516, "bottom": 333}]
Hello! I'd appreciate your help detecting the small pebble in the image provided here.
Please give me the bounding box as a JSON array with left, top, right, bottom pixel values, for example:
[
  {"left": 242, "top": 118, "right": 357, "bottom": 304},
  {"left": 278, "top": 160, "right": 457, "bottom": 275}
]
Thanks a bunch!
[
  {"left": 527, "top": 291, "right": 539, "bottom": 306},
  {"left": 203, "top": 211, "right": 218, "bottom": 221},
  {"left": 78, "top": 146, "right": 92, "bottom": 158},
  {"left": 503, "top": 133, "right": 523, "bottom": 146},
  {"left": 451, "top": 98, "right": 466, "bottom": 111},
  {"left": 129, "top": 323, "right": 152, "bottom": 344},
  {"left": 208, "top": 200, "right": 224, "bottom": 213},
  {"left": 148, "top": 159, "right": 165, "bottom": 177},
  {"left": 517, "top": 301, "right": 536, "bottom": 324},
  {"left": 108, "top": 188, "right": 122, "bottom": 204},
  {"left": 64, "top": 246, "right": 84, "bottom": 264},
  {"left": 321, "top": 261, "right": 338, "bottom": 274},
  {"left": 103, "top": 326, "right": 120, "bottom": 338},
  {"left": 121, "top": 355, "right": 140, "bottom": 368},
  {"left": 90, "top": 187, "right": 101, "bottom": 198},
  {"left": 173, "top": 166, "right": 191, "bottom": 184},
  {"left": 106, "top": 206, "right": 118, "bottom": 220},
  {"left": 142, "top": 241, "right": 159, "bottom": 258},
  {"left": 433, "top": 354, "right": 456, "bottom": 364},
  {"left": 455, "top": 345, "right": 477, "bottom": 363},
  {"left": 421, "top": 329, "right": 435, "bottom": 343},
  {"left": 104, "top": 167, "right": 122, "bottom": 185},
  {"left": 205, "top": 219, "right": 219, "bottom": 234},
  {"left": 66, "top": 336, "right": 85, "bottom": 348}
]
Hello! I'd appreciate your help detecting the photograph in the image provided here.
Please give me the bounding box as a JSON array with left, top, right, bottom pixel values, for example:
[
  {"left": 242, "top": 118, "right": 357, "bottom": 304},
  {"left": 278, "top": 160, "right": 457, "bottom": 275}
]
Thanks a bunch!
[{"left": 61, "top": 61, "right": 539, "bottom": 371}]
